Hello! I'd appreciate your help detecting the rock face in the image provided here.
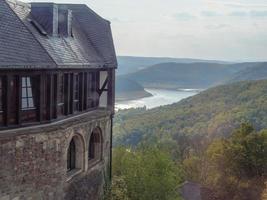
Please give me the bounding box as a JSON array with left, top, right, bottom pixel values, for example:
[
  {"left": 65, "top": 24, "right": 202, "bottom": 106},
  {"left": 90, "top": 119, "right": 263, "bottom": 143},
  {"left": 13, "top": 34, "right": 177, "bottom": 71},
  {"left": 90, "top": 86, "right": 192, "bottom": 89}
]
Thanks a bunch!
[{"left": 0, "top": 109, "right": 112, "bottom": 200}]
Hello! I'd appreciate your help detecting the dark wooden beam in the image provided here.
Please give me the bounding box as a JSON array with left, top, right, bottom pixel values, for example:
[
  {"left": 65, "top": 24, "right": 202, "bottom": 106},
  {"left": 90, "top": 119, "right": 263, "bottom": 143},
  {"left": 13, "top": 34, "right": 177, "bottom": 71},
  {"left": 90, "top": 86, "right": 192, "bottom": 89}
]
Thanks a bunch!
[
  {"left": 70, "top": 73, "right": 74, "bottom": 114},
  {"left": 79, "top": 72, "right": 84, "bottom": 111},
  {"left": 17, "top": 76, "right": 22, "bottom": 125},
  {"left": 83, "top": 72, "right": 88, "bottom": 110},
  {"left": 39, "top": 74, "right": 44, "bottom": 122},
  {"left": 5, "top": 75, "right": 10, "bottom": 127},
  {"left": 64, "top": 73, "right": 69, "bottom": 115},
  {"left": 53, "top": 74, "right": 58, "bottom": 119},
  {"left": 47, "top": 74, "right": 53, "bottom": 121},
  {"left": 108, "top": 69, "right": 115, "bottom": 113}
]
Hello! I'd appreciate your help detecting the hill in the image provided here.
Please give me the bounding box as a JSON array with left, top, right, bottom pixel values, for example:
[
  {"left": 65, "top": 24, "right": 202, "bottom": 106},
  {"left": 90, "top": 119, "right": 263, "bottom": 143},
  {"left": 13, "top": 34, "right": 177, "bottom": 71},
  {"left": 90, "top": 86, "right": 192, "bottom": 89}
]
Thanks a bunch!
[
  {"left": 117, "top": 56, "right": 231, "bottom": 75},
  {"left": 121, "top": 62, "right": 252, "bottom": 89},
  {"left": 114, "top": 79, "right": 267, "bottom": 146},
  {"left": 116, "top": 77, "right": 152, "bottom": 101},
  {"left": 227, "top": 62, "right": 267, "bottom": 83}
]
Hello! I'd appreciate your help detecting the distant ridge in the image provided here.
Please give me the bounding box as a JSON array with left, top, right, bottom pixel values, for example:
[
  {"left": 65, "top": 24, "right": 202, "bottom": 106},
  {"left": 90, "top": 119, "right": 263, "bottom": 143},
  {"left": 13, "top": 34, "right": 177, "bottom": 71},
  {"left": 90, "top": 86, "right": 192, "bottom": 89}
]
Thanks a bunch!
[
  {"left": 227, "top": 62, "right": 267, "bottom": 83},
  {"left": 117, "top": 56, "right": 233, "bottom": 75},
  {"left": 121, "top": 62, "right": 252, "bottom": 89}
]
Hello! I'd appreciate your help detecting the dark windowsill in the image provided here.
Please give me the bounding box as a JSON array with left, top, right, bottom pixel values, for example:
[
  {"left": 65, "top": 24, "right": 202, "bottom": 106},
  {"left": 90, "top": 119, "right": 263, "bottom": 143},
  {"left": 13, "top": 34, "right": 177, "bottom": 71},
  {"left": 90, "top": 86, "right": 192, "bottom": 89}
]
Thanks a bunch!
[
  {"left": 22, "top": 108, "right": 36, "bottom": 111},
  {"left": 66, "top": 168, "right": 83, "bottom": 182}
]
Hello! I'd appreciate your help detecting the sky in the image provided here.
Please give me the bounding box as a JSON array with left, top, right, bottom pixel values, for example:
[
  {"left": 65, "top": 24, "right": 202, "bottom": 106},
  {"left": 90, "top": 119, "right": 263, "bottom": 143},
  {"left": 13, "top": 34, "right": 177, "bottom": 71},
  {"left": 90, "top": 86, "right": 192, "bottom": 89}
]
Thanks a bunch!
[{"left": 27, "top": 0, "right": 267, "bottom": 61}]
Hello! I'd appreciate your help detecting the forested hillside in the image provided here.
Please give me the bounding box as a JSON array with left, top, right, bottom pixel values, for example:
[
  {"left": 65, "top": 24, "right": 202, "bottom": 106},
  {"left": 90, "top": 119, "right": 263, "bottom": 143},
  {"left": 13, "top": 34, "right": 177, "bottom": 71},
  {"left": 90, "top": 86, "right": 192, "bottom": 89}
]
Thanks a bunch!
[
  {"left": 227, "top": 62, "right": 267, "bottom": 83},
  {"left": 111, "top": 80, "right": 267, "bottom": 200},
  {"left": 114, "top": 79, "right": 267, "bottom": 146}
]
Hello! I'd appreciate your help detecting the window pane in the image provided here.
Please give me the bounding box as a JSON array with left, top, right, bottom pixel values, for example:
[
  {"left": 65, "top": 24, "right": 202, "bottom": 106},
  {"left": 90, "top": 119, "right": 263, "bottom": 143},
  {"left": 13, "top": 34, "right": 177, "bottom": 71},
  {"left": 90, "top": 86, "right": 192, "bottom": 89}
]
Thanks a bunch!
[
  {"left": 22, "top": 77, "right": 27, "bottom": 87},
  {"left": 21, "top": 76, "right": 35, "bottom": 110},
  {"left": 22, "top": 98, "right": 28, "bottom": 108},
  {"left": 27, "top": 77, "right": 30, "bottom": 86},
  {"left": 27, "top": 87, "right": 32, "bottom": 97},
  {"left": 28, "top": 98, "right": 34, "bottom": 108},
  {"left": 22, "top": 87, "right": 27, "bottom": 98}
]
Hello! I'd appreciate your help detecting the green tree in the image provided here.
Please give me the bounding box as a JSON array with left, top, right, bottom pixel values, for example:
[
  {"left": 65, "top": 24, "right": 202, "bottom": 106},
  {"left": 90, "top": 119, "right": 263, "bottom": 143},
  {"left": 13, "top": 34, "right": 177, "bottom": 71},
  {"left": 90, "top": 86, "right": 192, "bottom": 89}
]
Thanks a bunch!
[
  {"left": 205, "top": 123, "right": 267, "bottom": 199},
  {"left": 112, "top": 147, "right": 184, "bottom": 200}
]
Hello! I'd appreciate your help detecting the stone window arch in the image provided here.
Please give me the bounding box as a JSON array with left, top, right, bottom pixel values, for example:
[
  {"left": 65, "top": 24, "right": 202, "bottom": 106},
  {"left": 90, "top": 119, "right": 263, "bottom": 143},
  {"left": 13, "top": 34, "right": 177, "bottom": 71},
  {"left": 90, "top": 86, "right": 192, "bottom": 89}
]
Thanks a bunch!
[
  {"left": 66, "top": 134, "right": 85, "bottom": 174},
  {"left": 67, "top": 139, "right": 76, "bottom": 171},
  {"left": 89, "top": 127, "right": 103, "bottom": 161}
]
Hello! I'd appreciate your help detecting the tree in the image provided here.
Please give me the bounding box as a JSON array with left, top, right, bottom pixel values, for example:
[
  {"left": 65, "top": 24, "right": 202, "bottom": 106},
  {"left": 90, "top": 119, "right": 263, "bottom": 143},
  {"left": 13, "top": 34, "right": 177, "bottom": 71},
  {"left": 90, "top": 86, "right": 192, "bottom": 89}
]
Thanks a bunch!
[{"left": 112, "top": 147, "right": 184, "bottom": 200}]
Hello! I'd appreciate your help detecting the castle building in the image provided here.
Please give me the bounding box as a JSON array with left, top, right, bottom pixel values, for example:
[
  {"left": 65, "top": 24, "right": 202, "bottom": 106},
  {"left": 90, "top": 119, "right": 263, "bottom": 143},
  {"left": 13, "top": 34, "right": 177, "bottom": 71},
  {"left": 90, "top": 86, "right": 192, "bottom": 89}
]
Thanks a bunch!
[{"left": 0, "top": 0, "right": 117, "bottom": 199}]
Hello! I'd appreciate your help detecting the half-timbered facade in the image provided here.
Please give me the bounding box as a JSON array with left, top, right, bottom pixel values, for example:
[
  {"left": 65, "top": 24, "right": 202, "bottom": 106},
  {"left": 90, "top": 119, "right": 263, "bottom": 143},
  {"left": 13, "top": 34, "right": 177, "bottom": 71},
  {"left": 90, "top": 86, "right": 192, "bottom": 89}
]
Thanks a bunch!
[{"left": 0, "top": 0, "right": 117, "bottom": 199}]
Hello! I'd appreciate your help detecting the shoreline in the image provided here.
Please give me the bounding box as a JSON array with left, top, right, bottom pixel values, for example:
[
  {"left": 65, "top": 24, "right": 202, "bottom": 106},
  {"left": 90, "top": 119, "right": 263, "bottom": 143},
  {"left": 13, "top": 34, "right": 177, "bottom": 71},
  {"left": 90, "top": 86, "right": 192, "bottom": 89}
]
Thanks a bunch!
[{"left": 116, "top": 90, "right": 153, "bottom": 102}]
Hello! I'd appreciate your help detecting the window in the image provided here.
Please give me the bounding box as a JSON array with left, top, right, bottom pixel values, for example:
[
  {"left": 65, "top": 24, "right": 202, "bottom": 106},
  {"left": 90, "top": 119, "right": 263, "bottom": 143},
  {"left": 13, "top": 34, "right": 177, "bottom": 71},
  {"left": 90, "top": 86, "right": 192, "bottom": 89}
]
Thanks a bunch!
[
  {"left": 21, "top": 77, "right": 35, "bottom": 110},
  {"left": 73, "top": 74, "right": 79, "bottom": 112},
  {"left": 89, "top": 128, "right": 102, "bottom": 161},
  {"left": 67, "top": 139, "right": 76, "bottom": 171},
  {"left": 66, "top": 135, "right": 85, "bottom": 178}
]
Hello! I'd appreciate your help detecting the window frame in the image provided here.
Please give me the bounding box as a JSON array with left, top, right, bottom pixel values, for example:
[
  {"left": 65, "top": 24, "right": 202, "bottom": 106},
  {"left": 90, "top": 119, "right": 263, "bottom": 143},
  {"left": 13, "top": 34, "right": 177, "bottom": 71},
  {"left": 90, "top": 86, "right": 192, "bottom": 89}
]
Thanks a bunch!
[{"left": 21, "top": 76, "right": 36, "bottom": 110}]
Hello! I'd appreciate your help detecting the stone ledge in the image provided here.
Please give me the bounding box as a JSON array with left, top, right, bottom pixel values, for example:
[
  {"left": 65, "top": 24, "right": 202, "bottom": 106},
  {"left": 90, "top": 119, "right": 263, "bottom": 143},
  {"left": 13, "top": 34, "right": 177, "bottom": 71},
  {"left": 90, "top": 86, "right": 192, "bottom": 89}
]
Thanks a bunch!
[
  {"left": 0, "top": 108, "right": 111, "bottom": 138},
  {"left": 66, "top": 168, "right": 83, "bottom": 182}
]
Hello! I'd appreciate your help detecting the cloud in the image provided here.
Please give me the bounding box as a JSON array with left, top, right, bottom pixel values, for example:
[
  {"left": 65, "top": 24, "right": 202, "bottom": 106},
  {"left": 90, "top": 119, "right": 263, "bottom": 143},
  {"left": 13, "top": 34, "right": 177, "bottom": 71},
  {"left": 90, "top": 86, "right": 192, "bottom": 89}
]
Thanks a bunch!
[
  {"left": 229, "top": 11, "right": 248, "bottom": 17},
  {"left": 206, "top": 0, "right": 267, "bottom": 8},
  {"left": 201, "top": 11, "right": 220, "bottom": 17},
  {"left": 205, "top": 24, "right": 230, "bottom": 30},
  {"left": 250, "top": 10, "right": 267, "bottom": 17},
  {"left": 228, "top": 10, "right": 267, "bottom": 18},
  {"left": 172, "top": 12, "right": 197, "bottom": 21}
]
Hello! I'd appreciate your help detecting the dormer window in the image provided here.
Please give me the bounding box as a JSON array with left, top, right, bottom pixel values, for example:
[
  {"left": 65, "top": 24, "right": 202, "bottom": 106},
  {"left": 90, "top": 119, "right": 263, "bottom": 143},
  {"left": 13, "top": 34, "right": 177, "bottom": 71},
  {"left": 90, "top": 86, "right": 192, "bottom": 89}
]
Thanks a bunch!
[{"left": 21, "top": 77, "right": 35, "bottom": 110}]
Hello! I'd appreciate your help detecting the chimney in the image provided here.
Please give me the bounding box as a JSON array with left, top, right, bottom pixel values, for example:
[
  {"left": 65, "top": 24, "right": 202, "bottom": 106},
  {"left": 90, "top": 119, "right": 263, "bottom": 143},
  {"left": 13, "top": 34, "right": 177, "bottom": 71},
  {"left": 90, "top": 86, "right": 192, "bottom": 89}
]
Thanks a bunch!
[
  {"left": 30, "top": 3, "right": 59, "bottom": 36},
  {"left": 58, "top": 7, "right": 73, "bottom": 37}
]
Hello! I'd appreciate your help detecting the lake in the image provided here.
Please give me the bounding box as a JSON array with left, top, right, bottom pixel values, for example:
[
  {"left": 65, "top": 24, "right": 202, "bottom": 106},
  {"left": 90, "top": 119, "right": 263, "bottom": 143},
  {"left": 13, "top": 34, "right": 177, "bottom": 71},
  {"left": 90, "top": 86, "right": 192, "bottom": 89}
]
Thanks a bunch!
[{"left": 115, "top": 88, "right": 200, "bottom": 110}]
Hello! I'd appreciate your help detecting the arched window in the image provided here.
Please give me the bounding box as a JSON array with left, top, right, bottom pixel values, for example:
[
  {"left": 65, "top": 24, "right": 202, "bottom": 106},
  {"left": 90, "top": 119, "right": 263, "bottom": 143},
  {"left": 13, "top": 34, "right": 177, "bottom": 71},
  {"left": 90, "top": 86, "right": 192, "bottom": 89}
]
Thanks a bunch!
[
  {"left": 66, "top": 134, "right": 85, "bottom": 175},
  {"left": 89, "top": 128, "right": 102, "bottom": 161},
  {"left": 67, "top": 139, "right": 76, "bottom": 171}
]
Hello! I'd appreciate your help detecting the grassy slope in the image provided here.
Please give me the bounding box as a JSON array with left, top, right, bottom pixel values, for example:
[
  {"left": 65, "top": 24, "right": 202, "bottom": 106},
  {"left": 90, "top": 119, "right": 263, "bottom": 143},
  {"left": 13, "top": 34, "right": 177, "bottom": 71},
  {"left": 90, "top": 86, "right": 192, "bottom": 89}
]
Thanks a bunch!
[{"left": 114, "top": 79, "right": 267, "bottom": 146}]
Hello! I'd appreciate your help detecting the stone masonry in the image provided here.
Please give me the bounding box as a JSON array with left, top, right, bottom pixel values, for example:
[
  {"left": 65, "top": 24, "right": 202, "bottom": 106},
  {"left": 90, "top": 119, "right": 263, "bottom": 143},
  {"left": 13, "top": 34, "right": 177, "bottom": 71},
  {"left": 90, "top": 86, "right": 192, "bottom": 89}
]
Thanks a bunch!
[{"left": 0, "top": 109, "right": 112, "bottom": 200}]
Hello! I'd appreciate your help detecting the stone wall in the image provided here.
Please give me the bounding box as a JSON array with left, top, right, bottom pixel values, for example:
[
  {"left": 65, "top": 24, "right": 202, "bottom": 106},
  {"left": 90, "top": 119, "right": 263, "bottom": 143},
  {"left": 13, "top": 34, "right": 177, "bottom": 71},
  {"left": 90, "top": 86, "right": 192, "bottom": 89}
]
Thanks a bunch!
[{"left": 0, "top": 109, "right": 112, "bottom": 200}]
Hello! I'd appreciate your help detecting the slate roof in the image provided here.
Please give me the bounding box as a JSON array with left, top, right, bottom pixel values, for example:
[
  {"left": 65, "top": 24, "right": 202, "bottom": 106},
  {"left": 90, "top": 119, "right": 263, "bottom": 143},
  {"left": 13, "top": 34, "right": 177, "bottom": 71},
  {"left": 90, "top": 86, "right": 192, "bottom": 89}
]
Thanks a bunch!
[{"left": 0, "top": 0, "right": 117, "bottom": 69}]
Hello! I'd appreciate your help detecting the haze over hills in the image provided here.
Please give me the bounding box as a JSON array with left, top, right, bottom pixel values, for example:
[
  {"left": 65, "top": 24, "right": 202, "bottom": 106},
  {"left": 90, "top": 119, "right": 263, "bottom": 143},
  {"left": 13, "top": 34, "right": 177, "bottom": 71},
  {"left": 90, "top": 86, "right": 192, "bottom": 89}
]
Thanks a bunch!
[
  {"left": 120, "top": 62, "right": 256, "bottom": 89},
  {"left": 117, "top": 56, "right": 232, "bottom": 75}
]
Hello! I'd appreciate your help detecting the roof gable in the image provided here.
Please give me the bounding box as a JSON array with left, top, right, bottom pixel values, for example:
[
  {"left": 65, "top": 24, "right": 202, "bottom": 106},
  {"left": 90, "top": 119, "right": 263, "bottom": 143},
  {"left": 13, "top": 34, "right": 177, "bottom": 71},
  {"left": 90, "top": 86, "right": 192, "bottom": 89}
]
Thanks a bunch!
[
  {"left": 1, "top": 0, "right": 117, "bottom": 69},
  {"left": 0, "top": 0, "right": 56, "bottom": 68}
]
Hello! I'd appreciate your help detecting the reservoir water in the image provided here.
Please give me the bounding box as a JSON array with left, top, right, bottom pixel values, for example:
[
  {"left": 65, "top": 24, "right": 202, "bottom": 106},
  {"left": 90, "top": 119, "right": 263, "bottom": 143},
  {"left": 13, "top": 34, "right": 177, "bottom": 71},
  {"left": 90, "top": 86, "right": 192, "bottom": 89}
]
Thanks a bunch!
[{"left": 115, "top": 88, "right": 200, "bottom": 110}]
